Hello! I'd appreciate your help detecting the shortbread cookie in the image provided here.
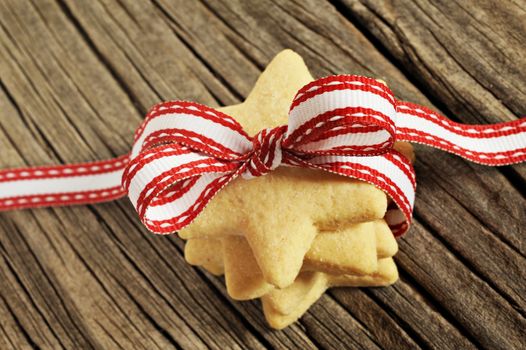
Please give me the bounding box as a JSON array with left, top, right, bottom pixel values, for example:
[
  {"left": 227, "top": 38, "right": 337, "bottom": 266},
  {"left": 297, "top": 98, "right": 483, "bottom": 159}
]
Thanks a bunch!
[
  {"left": 180, "top": 49, "right": 414, "bottom": 329},
  {"left": 223, "top": 235, "right": 274, "bottom": 300},
  {"left": 184, "top": 218, "right": 396, "bottom": 300},
  {"left": 222, "top": 222, "right": 376, "bottom": 300},
  {"left": 374, "top": 219, "right": 398, "bottom": 259},
  {"left": 180, "top": 50, "right": 389, "bottom": 288},
  {"left": 263, "top": 272, "right": 326, "bottom": 317},
  {"left": 303, "top": 221, "right": 377, "bottom": 275},
  {"left": 184, "top": 238, "right": 224, "bottom": 276},
  {"left": 262, "top": 258, "right": 398, "bottom": 329}
]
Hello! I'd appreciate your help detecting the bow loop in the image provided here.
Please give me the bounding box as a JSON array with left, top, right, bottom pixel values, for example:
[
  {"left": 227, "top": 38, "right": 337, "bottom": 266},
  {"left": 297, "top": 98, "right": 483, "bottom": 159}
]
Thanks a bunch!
[
  {"left": 123, "top": 101, "right": 254, "bottom": 233},
  {"left": 283, "top": 75, "right": 397, "bottom": 156},
  {"left": 130, "top": 101, "right": 253, "bottom": 161}
]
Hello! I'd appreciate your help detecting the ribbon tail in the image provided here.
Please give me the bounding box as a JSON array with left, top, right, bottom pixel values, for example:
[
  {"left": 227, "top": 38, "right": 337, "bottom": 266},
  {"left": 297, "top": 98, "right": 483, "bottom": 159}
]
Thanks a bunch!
[
  {"left": 396, "top": 101, "right": 526, "bottom": 166},
  {"left": 0, "top": 154, "right": 130, "bottom": 211}
]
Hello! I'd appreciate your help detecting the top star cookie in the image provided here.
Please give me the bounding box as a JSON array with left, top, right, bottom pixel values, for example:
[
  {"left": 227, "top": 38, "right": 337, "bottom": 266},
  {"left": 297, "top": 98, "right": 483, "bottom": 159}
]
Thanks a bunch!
[{"left": 179, "top": 50, "right": 413, "bottom": 289}]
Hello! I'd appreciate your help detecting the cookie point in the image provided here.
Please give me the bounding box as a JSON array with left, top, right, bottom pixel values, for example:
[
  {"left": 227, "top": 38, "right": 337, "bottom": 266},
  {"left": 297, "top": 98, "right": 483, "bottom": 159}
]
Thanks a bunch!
[{"left": 273, "top": 48, "right": 303, "bottom": 60}]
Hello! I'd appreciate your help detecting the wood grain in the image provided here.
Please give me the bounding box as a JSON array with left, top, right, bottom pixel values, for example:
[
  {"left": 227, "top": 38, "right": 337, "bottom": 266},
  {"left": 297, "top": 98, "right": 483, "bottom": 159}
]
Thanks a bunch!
[{"left": 0, "top": 0, "right": 524, "bottom": 349}]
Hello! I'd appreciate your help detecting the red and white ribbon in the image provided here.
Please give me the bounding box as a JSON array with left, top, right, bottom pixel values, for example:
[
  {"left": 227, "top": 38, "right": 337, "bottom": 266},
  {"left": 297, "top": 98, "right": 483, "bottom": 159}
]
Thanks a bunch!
[{"left": 1, "top": 75, "right": 525, "bottom": 237}]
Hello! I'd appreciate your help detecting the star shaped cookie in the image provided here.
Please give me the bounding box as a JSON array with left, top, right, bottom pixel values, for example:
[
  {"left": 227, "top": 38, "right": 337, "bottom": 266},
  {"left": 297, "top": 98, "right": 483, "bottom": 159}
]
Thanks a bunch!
[
  {"left": 184, "top": 218, "right": 398, "bottom": 299},
  {"left": 179, "top": 50, "right": 391, "bottom": 288},
  {"left": 183, "top": 217, "right": 401, "bottom": 329},
  {"left": 179, "top": 49, "right": 414, "bottom": 329}
]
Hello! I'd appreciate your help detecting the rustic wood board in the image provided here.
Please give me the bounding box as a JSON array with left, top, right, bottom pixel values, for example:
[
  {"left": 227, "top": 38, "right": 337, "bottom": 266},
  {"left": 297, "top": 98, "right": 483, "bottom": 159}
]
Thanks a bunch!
[{"left": 0, "top": 0, "right": 524, "bottom": 349}]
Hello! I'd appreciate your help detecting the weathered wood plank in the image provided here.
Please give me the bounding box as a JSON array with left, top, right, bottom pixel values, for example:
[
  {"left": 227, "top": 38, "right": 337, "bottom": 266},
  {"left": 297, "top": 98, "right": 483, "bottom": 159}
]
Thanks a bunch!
[
  {"left": 328, "top": 288, "right": 423, "bottom": 350},
  {"left": 0, "top": 0, "right": 524, "bottom": 348},
  {"left": 0, "top": 293, "right": 33, "bottom": 350},
  {"left": 0, "top": 236, "right": 61, "bottom": 349},
  {"left": 398, "top": 221, "right": 526, "bottom": 350},
  {"left": 366, "top": 280, "right": 478, "bottom": 350},
  {"left": 301, "top": 296, "right": 382, "bottom": 350},
  {"left": 415, "top": 152, "right": 526, "bottom": 305}
]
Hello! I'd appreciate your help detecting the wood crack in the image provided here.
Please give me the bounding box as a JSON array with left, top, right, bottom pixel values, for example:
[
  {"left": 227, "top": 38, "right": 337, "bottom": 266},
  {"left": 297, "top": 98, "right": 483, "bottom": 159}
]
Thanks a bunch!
[
  {"left": 49, "top": 208, "right": 161, "bottom": 348},
  {"left": 0, "top": 294, "right": 40, "bottom": 349},
  {"left": 110, "top": 276, "right": 183, "bottom": 350},
  {"left": 9, "top": 220, "right": 98, "bottom": 349},
  {"left": 327, "top": 293, "right": 401, "bottom": 350},
  {"left": 197, "top": 0, "right": 266, "bottom": 71},
  {"left": 391, "top": 267, "right": 481, "bottom": 349},
  {"left": 0, "top": 236, "right": 69, "bottom": 349}
]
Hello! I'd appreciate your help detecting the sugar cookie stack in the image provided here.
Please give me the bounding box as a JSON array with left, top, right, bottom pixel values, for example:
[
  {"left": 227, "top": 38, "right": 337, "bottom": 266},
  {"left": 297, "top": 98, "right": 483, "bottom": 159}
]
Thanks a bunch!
[{"left": 178, "top": 50, "right": 414, "bottom": 329}]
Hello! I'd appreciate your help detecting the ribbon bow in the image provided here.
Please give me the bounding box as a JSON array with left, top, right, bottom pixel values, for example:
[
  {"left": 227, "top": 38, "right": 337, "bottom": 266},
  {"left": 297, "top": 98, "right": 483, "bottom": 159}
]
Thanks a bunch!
[{"left": 1, "top": 75, "right": 525, "bottom": 237}]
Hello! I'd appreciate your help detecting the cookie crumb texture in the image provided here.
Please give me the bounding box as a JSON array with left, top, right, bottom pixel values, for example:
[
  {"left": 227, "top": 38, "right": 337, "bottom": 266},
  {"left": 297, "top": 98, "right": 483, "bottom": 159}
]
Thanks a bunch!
[{"left": 180, "top": 50, "right": 413, "bottom": 329}]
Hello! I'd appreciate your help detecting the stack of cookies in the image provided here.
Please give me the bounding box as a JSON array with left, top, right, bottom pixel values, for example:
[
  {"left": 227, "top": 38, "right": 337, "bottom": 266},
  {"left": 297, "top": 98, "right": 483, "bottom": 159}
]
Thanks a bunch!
[{"left": 179, "top": 50, "right": 414, "bottom": 329}]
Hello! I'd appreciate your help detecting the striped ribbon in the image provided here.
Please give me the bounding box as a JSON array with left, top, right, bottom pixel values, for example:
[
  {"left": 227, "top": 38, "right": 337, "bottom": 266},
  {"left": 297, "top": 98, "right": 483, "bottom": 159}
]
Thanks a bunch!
[{"left": 1, "top": 75, "right": 525, "bottom": 237}]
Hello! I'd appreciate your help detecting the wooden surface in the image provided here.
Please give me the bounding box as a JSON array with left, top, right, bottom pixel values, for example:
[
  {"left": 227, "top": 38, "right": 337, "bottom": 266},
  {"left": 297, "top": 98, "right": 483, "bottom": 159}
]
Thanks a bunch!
[{"left": 0, "top": 0, "right": 524, "bottom": 348}]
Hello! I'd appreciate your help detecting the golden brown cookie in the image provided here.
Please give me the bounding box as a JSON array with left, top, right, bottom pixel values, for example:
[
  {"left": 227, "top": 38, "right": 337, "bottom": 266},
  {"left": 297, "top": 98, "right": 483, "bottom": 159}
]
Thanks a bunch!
[
  {"left": 184, "top": 238, "right": 224, "bottom": 276},
  {"left": 184, "top": 218, "right": 397, "bottom": 300},
  {"left": 179, "top": 49, "right": 414, "bottom": 329},
  {"left": 261, "top": 258, "right": 398, "bottom": 329},
  {"left": 179, "top": 50, "right": 389, "bottom": 288}
]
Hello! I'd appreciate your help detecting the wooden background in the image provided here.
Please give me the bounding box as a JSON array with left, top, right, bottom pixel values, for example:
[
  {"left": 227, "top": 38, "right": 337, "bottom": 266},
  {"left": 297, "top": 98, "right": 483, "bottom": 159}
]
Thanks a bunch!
[{"left": 1, "top": 0, "right": 525, "bottom": 349}]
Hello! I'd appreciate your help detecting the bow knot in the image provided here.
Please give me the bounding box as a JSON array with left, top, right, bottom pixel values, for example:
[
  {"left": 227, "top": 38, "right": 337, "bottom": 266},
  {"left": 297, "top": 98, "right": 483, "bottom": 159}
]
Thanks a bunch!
[{"left": 242, "top": 126, "right": 287, "bottom": 179}]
